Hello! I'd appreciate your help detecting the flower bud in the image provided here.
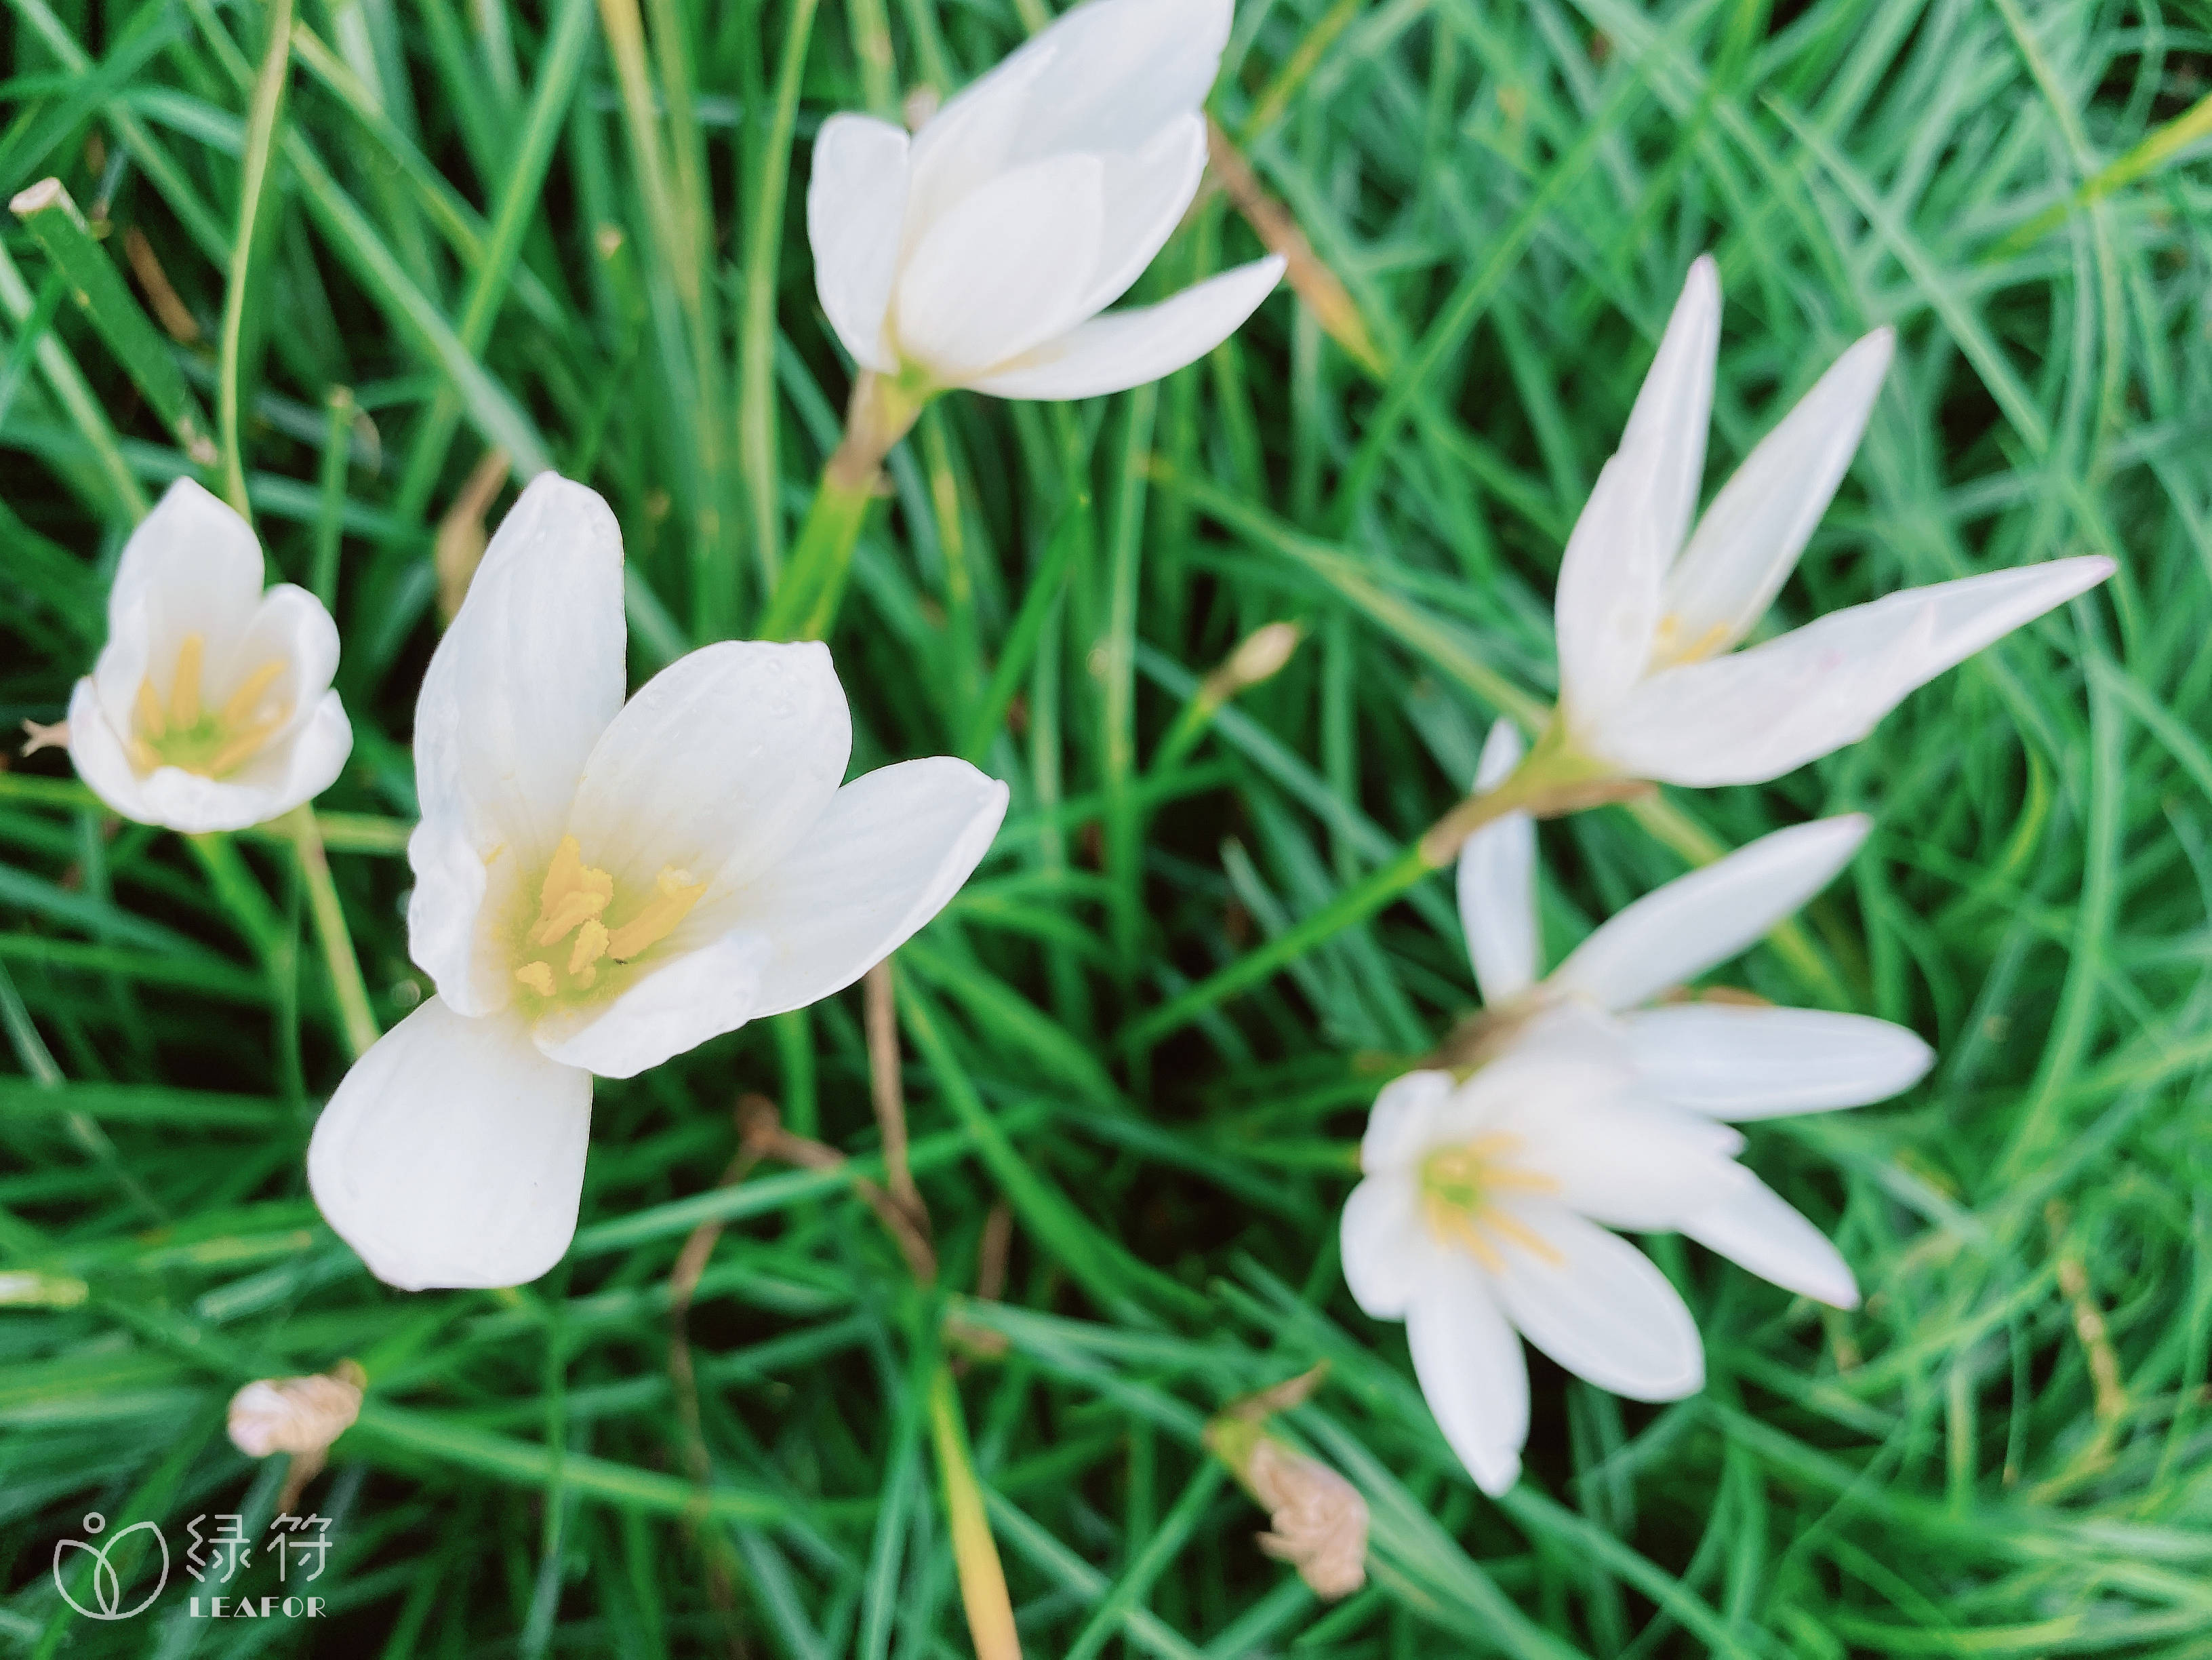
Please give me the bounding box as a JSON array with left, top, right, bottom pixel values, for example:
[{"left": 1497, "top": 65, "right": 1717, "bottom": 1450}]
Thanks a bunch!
[
  {"left": 227, "top": 1363, "right": 364, "bottom": 1459},
  {"left": 1247, "top": 1436, "right": 1369, "bottom": 1600}
]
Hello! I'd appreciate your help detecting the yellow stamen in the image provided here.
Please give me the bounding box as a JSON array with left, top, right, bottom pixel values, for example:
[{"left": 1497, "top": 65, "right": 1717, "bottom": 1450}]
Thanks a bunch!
[
  {"left": 567, "top": 918, "right": 610, "bottom": 980},
  {"left": 515, "top": 962, "right": 557, "bottom": 997},
  {"left": 1420, "top": 1131, "right": 1566, "bottom": 1269},
  {"left": 1482, "top": 1208, "right": 1567, "bottom": 1267},
  {"left": 607, "top": 867, "right": 706, "bottom": 961},
  {"left": 201, "top": 718, "right": 284, "bottom": 778},
  {"left": 219, "top": 658, "right": 287, "bottom": 728},
  {"left": 135, "top": 676, "right": 167, "bottom": 740},
  {"left": 527, "top": 836, "right": 615, "bottom": 945},
  {"left": 1649, "top": 614, "right": 1733, "bottom": 671},
  {"left": 169, "top": 633, "right": 203, "bottom": 728},
  {"left": 127, "top": 735, "right": 162, "bottom": 771}
]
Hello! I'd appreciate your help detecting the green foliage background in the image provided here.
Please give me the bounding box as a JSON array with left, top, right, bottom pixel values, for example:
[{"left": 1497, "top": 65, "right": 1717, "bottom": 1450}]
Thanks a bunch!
[{"left": 3, "top": 0, "right": 2210, "bottom": 1653}]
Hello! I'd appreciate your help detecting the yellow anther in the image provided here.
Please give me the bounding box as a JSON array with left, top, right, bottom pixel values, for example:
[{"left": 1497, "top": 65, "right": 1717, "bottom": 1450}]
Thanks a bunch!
[
  {"left": 527, "top": 836, "right": 614, "bottom": 945},
  {"left": 220, "top": 659, "right": 287, "bottom": 728},
  {"left": 1649, "top": 614, "right": 1733, "bottom": 671},
  {"left": 201, "top": 719, "right": 283, "bottom": 778},
  {"left": 607, "top": 867, "right": 706, "bottom": 962},
  {"left": 567, "top": 918, "right": 609, "bottom": 980},
  {"left": 135, "top": 676, "right": 167, "bottom": 740},
  {"left": 169, "top": 633, "right": 204, "bottom": 728},
  {"left": 515, "top": 962, "right": 557, "bottom": 997},
  {"left": 1420, "top": 1132, "right": 1564, "bottom": 1267},
  {"left": 1482, "top": 1208, "right": 1566, "bottom": 1267}
]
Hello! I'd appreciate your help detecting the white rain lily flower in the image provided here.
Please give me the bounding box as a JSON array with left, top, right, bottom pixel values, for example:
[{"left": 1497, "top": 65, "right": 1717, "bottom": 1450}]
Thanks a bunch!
[
  {"left": 1342, "top": 725, "right": 1933, "bottom": 1494},
  {"left": 807, "top": 0, "right": 1285, "bottom": 401},
  {"left": 1548, "top": 255, "right": 2113, "bottom": 788},
  {"left": 308, "top": 475, "right": 1009, "bottom": 1292},
  {"left": 66, "top": 479, "right": 352, "bottom": 832}
]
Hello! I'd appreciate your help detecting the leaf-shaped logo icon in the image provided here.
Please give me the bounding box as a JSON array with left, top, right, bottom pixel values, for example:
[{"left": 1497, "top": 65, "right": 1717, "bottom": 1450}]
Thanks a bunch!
[{"left": 52, "top": 1515, "right": 168, "bottom": 1621}]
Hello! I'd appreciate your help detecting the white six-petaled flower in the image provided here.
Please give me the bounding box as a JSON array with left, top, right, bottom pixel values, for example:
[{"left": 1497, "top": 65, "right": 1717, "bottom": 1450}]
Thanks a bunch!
[
  {"left": 1341, "top": 722, "right": 1933, "bottom": 1495},
  {"left": 307, "top": 475, "right": 1009, "bottom": 1292},
  {"left": 807, "top": 0, "right": 1285, "bottom": 401},
  {"left": 66, "top": 479, "right": 353, "bottom": 833},
  {"left": 1549, "top": 255, "right": 2113, "bottom": 788}
]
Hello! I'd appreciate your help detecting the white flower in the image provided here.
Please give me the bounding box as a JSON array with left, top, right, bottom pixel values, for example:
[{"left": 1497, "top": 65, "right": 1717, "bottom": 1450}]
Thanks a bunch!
[
  {"left": 307, "top": 475, "right": 1009, "bottom": 1292},
  {"left": 66, "top": 479, "right": 352, "bottom": 832},
  {"left": 806, "top": 0, "right": 1285, "bottom": 401},
  {"left": 1342, "top": 724, "right": 1933, "bottom": 1494},
  {"left": 1550, "top": 256, "right": 2113, "bottom": 787}
]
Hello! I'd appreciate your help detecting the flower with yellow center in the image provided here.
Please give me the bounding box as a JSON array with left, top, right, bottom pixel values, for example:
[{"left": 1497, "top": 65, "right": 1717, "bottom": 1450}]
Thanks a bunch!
[
  {"left": 1540, "top": 255, "right": 2112, "bottom": 789},
  {"left": 65, "top": 479, "right": 352, "bottom": 832},
  {"left": 307, "top": 474, "right": 1009, "bottom": 1292}
]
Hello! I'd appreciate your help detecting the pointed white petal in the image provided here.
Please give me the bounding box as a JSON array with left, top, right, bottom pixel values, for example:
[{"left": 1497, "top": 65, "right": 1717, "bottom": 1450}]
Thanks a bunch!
[
  {"left": 1406, "top": 1259, "right": 1529, "bottom": 1496},
  {"left": 409, "top": 475, "right": 626, "bottom": 1013},
  {"left": 1487, "top": 1204, "right": 1705, "bottom": 1402},
  {"left": 220, "top": 584, "right": 342, "bottom": 751},
  {"left": 1622, "top": 1004, "right": 1933, "bottom": 1118},
  {"left": 565, "top": 639, "right": 851, "bottom": 896},
  {"left": 532, "top": 929, "right": 772, "bottom": 1079},
  {"left": 727, "top": 757, "right": 1009, "bottom": 1019},
  {"left": 1660, "top": 329, "right": 1893, "bottom": 658},
  {"left": 1682, "top": 1168, "right": 1859, "bottom": 1307},
  {"left": 1340, "top": 1172, "right": 1429, "bottom": 1320},
  {"left": 1551, "top": 816, "right": 1870, "bottom": 1011},
  {"left": 807, "top": 114, "right": 910, "bottom": 373},
  {"left": 1458, "top": 720, "right": 1537, "bottom": 1004},
  {"left": 1554, "top": 258, "right": 1719, "bottom": 723},
  {"left": 894, "top": 154, "right": 1106, "bottom": 382},
  {"left": 1072, "top": 114, "right": 1208, "bottom": 317},
  {"left": 965, "top": 256, "right": 1284, "bottom": 400},
  {"left": 1360, "top": 1069, "right": 1453, "bottom": 1175},
  {"left": 66, "top": 676, "right": 156, "bottom": 826},
  {"left": 307, "top": 997, "right": 592, "bottom": 1291},
  {"left": 1591, "top": 557, "right": 2116, "bottom": 787},
  {"left": 1503, "top": 1090, "right": 1744, "bottom": 1232},
  {"left": 106, "top": 477, "right": 266, "bottom": 665}
]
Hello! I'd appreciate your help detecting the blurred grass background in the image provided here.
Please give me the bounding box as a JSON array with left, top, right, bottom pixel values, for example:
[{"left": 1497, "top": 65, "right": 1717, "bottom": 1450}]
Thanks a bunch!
[{"left": 3, "top": 0, "right": 2211, "bottom": 1653}]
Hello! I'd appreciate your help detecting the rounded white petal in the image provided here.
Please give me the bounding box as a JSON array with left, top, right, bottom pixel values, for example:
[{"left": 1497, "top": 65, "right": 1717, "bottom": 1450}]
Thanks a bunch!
[
  {"left": 1458, "top": 720, "right": 1537, "bottom": 1004},
  {"left": 808, "top": 113, "right": 910, "bottom": 373},
  {"left": 964, "top": 256, "right": 1285, "bottom": 401},
  {"left": 409, "top": 475, "right": 627, "bottom": 1009},
  {"left": 1406, "top": 1257, "right": 1529, "bottom": 1496},
  {"left": 1503, "top": 1090, "right": 1743, "bottom": 1233},
  {"left": 1589, "top": 557, "right": 2116, "bottom": 787},
  {"left": 1071, "top": 113, "right": 1209, "bottom": 319},
  {"left": 106, "top": 477, "right": 266, "bottom": 667},
  {"left": 1621, "top": 1003, "right": 1933, "bottom": 1118},
  {"left": 1681, "top": 1168, "right": 1859, "bottom": 1308},
  {"left": 1340, "top": 1172, "right": 1428, "bottom": 1320},
  {"left": 532, "top": 928, "right": 773, "bottom": 1079},
  {"left": 1360, "top": 1069, "right": 1453, "bottom": 1175},
  {"left": 221, "top": 584, "right": 342, "bottom": 749},
  {"left": 1554, "top": 258, "right": 1718, "bottom": 722},
  {"left": 1550, "top": 816, "right": 1870, "bottom": 1012},
  {"left": 1487, "top": 1204, "right": 1705, "bottom": 1402},
  {"left": 66, "top": 675, "right": 157, "bottom": 824},
  {"left": 894, "top": 153, "right": 1107, "bottom": 382},
  {"left": 566, "top": 639, "right": 852, "bottom": 895},
  {"left": 727, "top": 757, "right": 1009, "bottom": 1019},
  {"left": 306, "top": 997, "right": 592, "bottom": 1292},
  {"left": 1660, "top": 328, "right": 1893, "bottom": 658}
]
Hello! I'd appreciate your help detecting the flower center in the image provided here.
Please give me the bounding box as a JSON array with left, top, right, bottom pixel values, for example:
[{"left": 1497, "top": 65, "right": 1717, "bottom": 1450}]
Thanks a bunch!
[
  {"left": 1645, "top": 612, "right": 1733, "bottom": 671},
  {"left": 511, "top": 835, "right": 706, "bottom": 1002},
  {"left": 1417, "top": 1134, "right": 1563, "bottom": 1271},
  {"left": 129, "top": 633, "right": 291, "bottom": 778}
]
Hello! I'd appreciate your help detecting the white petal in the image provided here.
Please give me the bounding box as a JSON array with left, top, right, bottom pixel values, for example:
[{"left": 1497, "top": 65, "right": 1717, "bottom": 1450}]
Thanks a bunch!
[
  {"left": 1551, "top": 816, "right": 1870, "bottom": 1012},
  {"left": 1457, "top": 720, "right": 1537, "bottom": 1005},
  {"left": 1487, "top": 1204, "right": 1705, "bottom": 1401},
  {"left": 1554, "top": 258, "right": 1718, "bottom": 723},
  {"left": 1590, "top": 557, "right": 2116, "bottom": 787},
  {"left": 894, "top": 154, "right": 1106, "bottom": 382},
  {"left": 306, "top": 997, "right": 592, "bottom": 1292},
  {"left": 409, "top": 474, "right": 627, "bottom": 1013},
  {"left": 1621, "top": 1004, "right": 1933, "bottom": 1118},
  {"left": 1071, "top": 114, "right": 1208, "bottom": 318},
  {"left": 1660, "top": 329, "right": 1893, "bottom": 659},
  {"left": 807, "top": 113, "right": 910, "bottom": 373},
  {"left": 66, "top": 676, "right": 157, "bottom": 825},
  {"left": 1405, "top": 1257, "right": 1529, "bottom": 1496},
  {"left": 1360, "top": 1069, "right": 1454, "bottom": 1175},
  {"left": 727, "top": 757, "right": 1009, "bottom": 1019},
  {"left": 565, "top": 639, "right": 851, "bottom": 896},
  {"left": 1681, "top": 1168, "right": 1859, "bottom": 1307},
  {"left": 1502, "top": 1090, "right": 1744, "bottom": 1233},
  {"left": 1339, "top": 1172, "right": 1428, "bottom": 1320},
  {"left": 106, "top": 477, "right": 266, "bottom": 667},
  {"left": 532, "top": 929, "right": 772, "bottom": 1079},
  {"left": 220, "top": 584, "right": 342, "bottom": 751},
  {"left": 964, "top": 256, "right": 1285, "bottom": 400}
]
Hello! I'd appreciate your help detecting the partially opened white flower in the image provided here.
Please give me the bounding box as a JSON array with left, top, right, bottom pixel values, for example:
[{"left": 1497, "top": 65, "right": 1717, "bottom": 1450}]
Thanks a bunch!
[
  {"left": 66, "top": 479, "right": 351, "bottom": 832},
  {"left": 308, "top": 475, "right": 1009, "bottom": 1292},
  {"left": 1547, "top": 255, "right": 2112, "bottom": 788},
  {"left": 1342, "top": 726, "right": 1932, "bottom": 1493},
  {"left": 807, "top": 0, "right": 1285, "bottom": 401}
]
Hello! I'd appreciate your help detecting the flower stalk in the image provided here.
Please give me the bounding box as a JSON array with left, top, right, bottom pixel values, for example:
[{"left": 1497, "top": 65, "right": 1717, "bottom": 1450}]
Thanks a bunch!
[
  {"left": 281, "top": 804, "right": 379, "bottom": 1061},
  {"left": 929, "top": 1362, "right": 1022, "bottom": 1660}
]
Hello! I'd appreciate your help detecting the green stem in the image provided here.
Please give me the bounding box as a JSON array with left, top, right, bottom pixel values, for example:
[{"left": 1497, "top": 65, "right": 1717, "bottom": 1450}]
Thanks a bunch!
[
  {"left": 186, "top": 829, "right": 287, "bottom": 966},
  {"left": 284, "top": 806, "right": 380, "bottom": 1060},
  {"left": 218, "top": 0, "right": 295, "bottom": 519},
  {"left": 760, "top": 371, "right": 925, "bottom": 639},
  {"left": 311, "top": 385, "right": 353, "bottom": 610},
  {"left": 927, "top": 1364, "right": 1022, "bottom": 1660}
]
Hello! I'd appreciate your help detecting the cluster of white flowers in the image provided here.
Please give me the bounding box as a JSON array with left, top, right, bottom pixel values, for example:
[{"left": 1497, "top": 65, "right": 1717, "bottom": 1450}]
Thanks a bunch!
[{"left": 42, "top": 0, "right": 2115, "bottom": 1557}]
